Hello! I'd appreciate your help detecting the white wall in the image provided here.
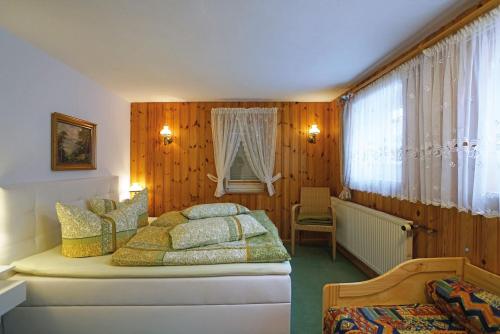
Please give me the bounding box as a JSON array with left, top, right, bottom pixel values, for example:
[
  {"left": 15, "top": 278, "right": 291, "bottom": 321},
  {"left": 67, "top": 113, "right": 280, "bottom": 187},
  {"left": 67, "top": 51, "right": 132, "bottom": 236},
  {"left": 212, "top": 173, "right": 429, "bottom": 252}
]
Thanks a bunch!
[{"left": 0, "top": 28, "right": 130, "bottom": 197}]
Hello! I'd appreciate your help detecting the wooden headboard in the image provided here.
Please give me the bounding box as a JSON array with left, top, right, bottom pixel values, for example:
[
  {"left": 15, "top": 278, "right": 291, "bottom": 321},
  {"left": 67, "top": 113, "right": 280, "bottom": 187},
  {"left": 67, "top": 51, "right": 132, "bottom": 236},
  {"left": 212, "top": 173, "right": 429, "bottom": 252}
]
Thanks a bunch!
[{"left": 0, "top": 176, "right": 119, "bottom": 264}]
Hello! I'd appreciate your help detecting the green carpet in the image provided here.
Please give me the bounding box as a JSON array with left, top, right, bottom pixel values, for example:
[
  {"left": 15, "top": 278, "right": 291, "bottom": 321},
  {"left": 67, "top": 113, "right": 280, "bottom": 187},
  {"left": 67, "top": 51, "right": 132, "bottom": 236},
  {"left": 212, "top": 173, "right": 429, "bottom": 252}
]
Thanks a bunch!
[{"left": 288, "top": 244, "right": 368, "bottom": 334}]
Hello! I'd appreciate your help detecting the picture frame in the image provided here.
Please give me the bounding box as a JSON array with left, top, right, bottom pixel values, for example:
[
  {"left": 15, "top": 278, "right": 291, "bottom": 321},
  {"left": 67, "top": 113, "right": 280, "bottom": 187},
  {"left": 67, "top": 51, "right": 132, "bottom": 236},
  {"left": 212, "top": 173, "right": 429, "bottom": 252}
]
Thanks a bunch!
[{"left": 51, "top": 112, "right": 97, "bottom": 170}]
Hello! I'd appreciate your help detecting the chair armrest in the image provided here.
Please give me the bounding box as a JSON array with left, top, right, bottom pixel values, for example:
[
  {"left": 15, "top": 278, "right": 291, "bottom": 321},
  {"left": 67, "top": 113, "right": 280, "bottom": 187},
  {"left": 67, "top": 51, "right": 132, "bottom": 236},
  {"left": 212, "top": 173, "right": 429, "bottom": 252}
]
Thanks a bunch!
[
  {"left": 291, "top": 204, "right": 301, "bottom": 224},
  {"left": 322, "top": 257, "right": 466, "bottom": 314},
  {"left": 328, "top": 206, "right": 336, "bottom": 228}
]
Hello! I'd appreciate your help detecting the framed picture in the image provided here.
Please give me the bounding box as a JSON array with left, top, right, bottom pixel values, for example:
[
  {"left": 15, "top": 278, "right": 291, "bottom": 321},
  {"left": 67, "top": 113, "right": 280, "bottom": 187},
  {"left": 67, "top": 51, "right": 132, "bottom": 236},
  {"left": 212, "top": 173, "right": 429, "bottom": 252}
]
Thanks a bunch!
[{"left": 51, "top": 112, "right": 96, "bottom": 170}]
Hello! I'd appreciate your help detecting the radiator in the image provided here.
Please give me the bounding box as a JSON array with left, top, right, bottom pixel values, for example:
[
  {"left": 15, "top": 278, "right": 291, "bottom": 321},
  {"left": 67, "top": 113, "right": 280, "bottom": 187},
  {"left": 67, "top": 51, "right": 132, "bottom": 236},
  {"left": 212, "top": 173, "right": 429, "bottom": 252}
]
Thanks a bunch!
[{"left": 331, "top": 197, "right": 413, "bottom": 275}]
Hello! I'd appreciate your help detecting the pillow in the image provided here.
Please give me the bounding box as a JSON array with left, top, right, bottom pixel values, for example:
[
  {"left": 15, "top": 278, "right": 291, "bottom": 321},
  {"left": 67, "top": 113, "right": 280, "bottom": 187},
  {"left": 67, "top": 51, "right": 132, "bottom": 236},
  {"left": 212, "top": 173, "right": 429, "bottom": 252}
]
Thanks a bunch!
[
  {"left": 181, "top": 203, "right": 250, "bottom": 220},
  {"left": 88, "top": 188, "right": 149, "bottom": 228},
  {"left": 102, "top": 202, "right": 139, "bottom": 249},
  {"left": 122, "top": 188, "right": 148, "bottom": 227},
  {"left": 426, "top": 277, "right": 500, "bottom": 333},
  {"left": 169, "top": 214, "right": 267, "bottom": 250},
  {"left": 87, "top": 198, "right": 117, "bottom": 215},
  {"left": 56, "top": 203, "right": 114, "bottom": 258}
]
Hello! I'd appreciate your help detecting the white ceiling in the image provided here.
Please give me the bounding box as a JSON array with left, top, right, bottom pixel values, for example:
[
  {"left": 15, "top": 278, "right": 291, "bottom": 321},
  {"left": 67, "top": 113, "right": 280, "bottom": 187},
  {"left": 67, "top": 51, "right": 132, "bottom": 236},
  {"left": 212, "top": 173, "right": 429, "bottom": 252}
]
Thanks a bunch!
[{"left": 0, "top": 0, "right": 475, "bottom": 102}]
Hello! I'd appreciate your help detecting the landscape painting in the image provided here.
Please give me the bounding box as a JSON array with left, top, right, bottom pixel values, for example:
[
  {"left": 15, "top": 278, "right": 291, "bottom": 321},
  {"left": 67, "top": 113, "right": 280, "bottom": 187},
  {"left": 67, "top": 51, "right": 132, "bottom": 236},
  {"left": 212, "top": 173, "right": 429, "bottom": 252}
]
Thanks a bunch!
[{"left": 51, "top": 113, "right": 96, "bottom": 170}]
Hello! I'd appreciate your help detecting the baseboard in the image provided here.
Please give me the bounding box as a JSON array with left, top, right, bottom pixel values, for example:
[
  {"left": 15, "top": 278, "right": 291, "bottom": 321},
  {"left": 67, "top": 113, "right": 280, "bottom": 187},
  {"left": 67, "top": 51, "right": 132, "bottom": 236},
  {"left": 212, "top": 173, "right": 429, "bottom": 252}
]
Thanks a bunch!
[{"left": 336, "top": 244, "right": 378, "bottom": 279}]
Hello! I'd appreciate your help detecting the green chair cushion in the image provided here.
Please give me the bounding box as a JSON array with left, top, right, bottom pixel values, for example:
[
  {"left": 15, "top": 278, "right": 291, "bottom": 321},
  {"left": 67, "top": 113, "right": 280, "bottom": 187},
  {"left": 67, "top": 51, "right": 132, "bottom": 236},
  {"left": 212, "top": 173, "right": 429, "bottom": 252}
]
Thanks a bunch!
[
  {"left": 297, "top": 212, "right": 332, "bottom": 225},
  {"left": 297, "top": 219, "right": 333, "bottom": 225}
]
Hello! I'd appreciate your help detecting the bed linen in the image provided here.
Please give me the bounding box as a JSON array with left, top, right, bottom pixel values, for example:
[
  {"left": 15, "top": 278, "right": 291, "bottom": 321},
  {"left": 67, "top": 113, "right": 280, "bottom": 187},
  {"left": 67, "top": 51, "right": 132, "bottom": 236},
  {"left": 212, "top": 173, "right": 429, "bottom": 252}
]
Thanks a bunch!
[
  {"left": 10, "top": 273, "right": 290, "bottom": 306},
  {"left": 11, "top": 245, "right": 291, "bottom": 278},
  {"left": 112, "top": 210, "right": 290, "bottom": 266}
]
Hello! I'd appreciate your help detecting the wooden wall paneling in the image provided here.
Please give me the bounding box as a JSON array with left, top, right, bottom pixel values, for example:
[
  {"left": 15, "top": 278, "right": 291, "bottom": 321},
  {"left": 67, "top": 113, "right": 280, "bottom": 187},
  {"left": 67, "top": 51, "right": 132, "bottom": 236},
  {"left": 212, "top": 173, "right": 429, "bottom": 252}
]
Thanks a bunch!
[{"left": 131, "top": 101, "right": 332, "bottom": 240}]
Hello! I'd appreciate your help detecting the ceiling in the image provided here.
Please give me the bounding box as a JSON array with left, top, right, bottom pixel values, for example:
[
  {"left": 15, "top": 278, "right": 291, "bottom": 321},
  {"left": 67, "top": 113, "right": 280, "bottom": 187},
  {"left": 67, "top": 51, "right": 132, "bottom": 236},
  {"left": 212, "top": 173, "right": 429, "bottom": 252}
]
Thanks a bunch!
[{"left": 0, "top": 0, "right": 475, "bottom": 102}]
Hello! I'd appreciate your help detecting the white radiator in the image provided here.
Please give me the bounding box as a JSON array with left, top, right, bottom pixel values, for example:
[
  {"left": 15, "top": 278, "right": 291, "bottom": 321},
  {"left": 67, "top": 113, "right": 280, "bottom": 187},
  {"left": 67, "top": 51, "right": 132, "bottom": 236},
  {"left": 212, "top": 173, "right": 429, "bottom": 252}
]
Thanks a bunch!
[{"left": 331, "top": 197, "right": 413, "bottom": 275}]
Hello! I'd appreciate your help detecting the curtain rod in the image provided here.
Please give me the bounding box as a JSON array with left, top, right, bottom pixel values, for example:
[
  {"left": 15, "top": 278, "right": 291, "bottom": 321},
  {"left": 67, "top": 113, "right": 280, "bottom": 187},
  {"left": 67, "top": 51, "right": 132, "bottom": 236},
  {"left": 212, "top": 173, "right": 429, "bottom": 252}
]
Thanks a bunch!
[{"left": 341, "top": 0, "right": 499, "bottom": 98}]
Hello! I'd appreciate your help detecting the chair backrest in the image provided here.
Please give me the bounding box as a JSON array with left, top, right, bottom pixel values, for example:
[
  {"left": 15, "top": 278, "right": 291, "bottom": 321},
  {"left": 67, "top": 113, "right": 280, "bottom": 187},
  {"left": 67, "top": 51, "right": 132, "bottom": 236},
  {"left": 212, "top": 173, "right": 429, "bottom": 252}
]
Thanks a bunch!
[{"left": 300, "top": 187, "right": 331, "bottom": 214}]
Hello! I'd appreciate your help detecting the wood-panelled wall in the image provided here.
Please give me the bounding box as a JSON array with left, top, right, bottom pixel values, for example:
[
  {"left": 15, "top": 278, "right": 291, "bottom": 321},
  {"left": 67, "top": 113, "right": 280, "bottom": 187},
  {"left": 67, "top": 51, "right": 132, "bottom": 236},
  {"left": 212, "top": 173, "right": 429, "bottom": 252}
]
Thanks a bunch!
[
  {"left": 131, "top": 102, "right": 336, "bottom": 241},
  {"left": 131, "top": 100, "right": 499, "bottom": 274},
  {"left": 328, "top": 99, "right": 500, "bottom": 274}
]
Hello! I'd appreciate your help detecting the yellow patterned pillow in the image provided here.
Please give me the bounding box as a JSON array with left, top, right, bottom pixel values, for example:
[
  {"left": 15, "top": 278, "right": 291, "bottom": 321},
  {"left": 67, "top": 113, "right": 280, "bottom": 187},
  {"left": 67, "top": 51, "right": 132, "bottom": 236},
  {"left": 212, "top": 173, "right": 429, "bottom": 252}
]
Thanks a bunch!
[
  {"left": 88, "top": 188, "right": 149, "bottom": 228},
  {"left": 102, "top": 203, "right": 139, "bottom": 249},
  {"left": 88, "top": 198, "right": 117, "bottom": 215},
  {"left": 182, "top": 203, "right": 250, "bottom": 220},
  {"left": 56, "top": 203, "right": 114, "bottom": 258},
  {"left": 122, "top": 188, "right": 148, "bottom": 227}
]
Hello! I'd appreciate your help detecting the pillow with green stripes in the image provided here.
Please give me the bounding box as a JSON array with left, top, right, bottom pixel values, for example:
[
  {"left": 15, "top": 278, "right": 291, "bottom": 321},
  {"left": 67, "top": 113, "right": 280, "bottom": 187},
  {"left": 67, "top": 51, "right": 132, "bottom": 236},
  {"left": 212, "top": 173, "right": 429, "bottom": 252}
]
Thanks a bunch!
[
  {"left": 56, "top": 202, "right": 138, "bottom": 258},
  {"left": 56, "top": 203, "right": 114, "bottom": 258},
  {"left": 169, "top": 214, "right": 267, "bottom": 250},
  {"left": 181, "top": 203, "right": 250, "bottom": 220},
  {"left": 88, "top": 188, "right": 149, "bottom": 228}
]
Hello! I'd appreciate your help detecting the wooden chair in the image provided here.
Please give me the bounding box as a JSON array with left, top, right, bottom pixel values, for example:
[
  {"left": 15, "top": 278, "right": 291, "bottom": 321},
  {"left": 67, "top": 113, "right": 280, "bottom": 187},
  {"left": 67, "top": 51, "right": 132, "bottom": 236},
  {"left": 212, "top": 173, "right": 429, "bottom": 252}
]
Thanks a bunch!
[{"left": 291, "top": 187, "right": 336, "bottom": 260}]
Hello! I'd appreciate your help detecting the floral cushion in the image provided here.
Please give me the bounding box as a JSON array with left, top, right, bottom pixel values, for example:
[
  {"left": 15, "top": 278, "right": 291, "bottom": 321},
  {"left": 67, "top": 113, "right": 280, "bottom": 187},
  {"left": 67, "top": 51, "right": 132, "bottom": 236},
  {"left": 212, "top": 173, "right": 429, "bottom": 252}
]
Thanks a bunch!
[
  {"left": 56, "top": 202, "right": 139, "bottom": 258},
  {"left": 181, "top": 203, "right": 250, "bottom": 220},
  {"left": 169, "top": 214, "right": 267, "bottom": 250},
  {"left": 324, "top": 304, "right": 466, "bottom": 334},
  {"left": 101, "top": 203, "right": 139, "bottom": 249},
  {"left": 56, "top": 203, "right": 114, "bottom": 258},
  {"left": 121, "top": 188, "right": 148, "bottom": 227},
  {"left": 88, "top": 188, "right": 149, "bottom": 228},
  {"left": 426, "top": 277, "right": 500, "bottom": 333},
  {"left": 87, "top": 198, "right": 117, "bottom": 216}
]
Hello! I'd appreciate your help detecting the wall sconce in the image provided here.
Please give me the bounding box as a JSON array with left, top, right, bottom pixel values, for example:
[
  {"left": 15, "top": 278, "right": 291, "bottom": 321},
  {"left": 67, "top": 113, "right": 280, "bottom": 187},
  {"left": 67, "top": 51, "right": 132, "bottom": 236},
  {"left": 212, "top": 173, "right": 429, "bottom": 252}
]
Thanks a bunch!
[
  {"left": 307, "top": 124, "right": 320, "bottom": 144},
  {"left": 160, "top": 125, "right": 173, "bottom": 145},
  {"left": 129, "top": 183, "right": 144, "bottom": 198}
]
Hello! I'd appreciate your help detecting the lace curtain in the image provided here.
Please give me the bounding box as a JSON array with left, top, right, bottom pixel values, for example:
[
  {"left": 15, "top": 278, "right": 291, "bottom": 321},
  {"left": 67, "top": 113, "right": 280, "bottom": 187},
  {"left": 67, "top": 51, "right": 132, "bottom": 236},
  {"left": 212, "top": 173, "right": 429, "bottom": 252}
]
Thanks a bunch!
[
  {"left": 208, "top": 108, "right": 281, "bottom": 197},
  {"left": 343, "top": 7, "right": 500, "bottom": 216},
  {"left": 345, "top": 72, "right": 404, "bottom": 197}
]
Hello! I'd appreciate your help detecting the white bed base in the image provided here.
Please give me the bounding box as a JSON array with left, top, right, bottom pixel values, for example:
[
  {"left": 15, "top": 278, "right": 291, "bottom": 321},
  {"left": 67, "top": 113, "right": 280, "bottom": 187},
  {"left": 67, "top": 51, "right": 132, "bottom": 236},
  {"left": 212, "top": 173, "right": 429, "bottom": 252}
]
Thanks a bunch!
[
  {"left": 4, "top": 304, "right": 291, "bottom": 334},
  {"left": 0, "top": 176, "right": 291, "bottom": 334}
]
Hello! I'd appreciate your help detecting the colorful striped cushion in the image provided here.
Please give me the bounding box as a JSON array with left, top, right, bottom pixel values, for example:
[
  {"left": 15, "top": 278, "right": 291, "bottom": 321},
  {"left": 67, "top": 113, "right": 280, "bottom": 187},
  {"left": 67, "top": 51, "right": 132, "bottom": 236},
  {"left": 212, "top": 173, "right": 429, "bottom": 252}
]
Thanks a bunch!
[
  {"left": 181, "top": 203, "right": 250, "bottom": 220},
  {"left": 169, "top": 214, "right": 267, "bottom": 250},
  {"left": 426, "top": 277, "right": 500, "bottom": 333},
  {"left": 324, "top": 304, "right": 466, "bottom": 334}
]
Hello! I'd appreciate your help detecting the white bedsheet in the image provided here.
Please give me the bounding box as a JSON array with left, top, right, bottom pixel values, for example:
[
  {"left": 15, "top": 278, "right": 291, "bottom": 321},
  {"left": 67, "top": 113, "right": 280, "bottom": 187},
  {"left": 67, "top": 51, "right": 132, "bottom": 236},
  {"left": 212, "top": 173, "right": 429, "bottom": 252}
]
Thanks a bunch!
[
  {"left": 11, "top": 274, "right": 291, "bottom": 306},
  {"left": 11, "top": 245, "right": 291, "bottom": 278}
]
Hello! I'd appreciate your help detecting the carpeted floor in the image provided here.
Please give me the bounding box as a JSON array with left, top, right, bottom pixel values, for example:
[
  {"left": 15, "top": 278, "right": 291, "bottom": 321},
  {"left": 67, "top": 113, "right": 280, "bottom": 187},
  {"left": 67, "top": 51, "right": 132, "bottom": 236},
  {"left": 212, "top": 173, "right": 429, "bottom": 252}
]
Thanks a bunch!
[{"left": 288, "top": 244, "right": 368, "bottom": 334}]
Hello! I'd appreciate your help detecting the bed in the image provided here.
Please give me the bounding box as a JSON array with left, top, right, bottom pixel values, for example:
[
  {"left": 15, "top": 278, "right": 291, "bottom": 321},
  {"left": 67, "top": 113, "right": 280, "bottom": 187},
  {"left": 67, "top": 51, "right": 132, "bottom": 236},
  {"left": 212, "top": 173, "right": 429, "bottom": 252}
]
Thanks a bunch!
[{"left": 0, "top": 176, "right": 291, "bottom": 334}]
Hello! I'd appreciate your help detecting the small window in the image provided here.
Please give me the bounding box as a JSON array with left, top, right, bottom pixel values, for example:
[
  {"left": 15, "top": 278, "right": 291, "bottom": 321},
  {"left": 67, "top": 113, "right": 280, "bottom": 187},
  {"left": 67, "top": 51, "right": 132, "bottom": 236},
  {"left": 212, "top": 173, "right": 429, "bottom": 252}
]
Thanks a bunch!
[{"left": 225, "top": 143, "right": 265, "bottom": 193}]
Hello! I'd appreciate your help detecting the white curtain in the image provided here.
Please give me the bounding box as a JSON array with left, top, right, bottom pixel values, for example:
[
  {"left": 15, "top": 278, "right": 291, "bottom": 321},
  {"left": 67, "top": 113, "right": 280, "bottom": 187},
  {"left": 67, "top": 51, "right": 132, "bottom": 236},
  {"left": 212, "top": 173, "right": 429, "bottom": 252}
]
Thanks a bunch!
[
  {"left": 346, "top": 71, "right": 404, "bottom": 197},
  {"left": 338, "top": 100, "right": 352, "bottom": 200},
  {"left": 238, "top": 109, "right": 281, "bottom": 196},
  {"left": 207, "top": 110, "right": 241, "bottom": 197},
  {"left": 208, "top": 108, "right": 281, "bottom": 197},
  {"left": 344, "top": 7, "right": 500, "bottom": 216},
  {"left": 403, "top": 7, "right": 500, "bottom": 216}
]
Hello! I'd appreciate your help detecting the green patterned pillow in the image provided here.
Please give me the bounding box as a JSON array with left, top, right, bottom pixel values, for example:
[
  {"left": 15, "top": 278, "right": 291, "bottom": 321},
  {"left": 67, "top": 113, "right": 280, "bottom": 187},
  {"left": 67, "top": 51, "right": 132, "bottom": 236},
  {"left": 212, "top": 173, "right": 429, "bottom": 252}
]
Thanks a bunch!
[
  {"left": 122, "top": 188, "right": 148, "bottom": 227},
  {"left": 102, "top": 202, "right": 138, "bottom": 249},
  {"left": 88, "top": 188, "right": 149, "bottom": 228},
  {"left": 88, "top": 198, "right": 117, "bottom": 216},
  {"left": 170, "top": 214, "right": 267, "bottom": 250},
  {"left": 56, "top": 203, "right": 114, "bottom": 258},
  {"left": 181, "top": 203, "right": 250, "bottom": 220}
]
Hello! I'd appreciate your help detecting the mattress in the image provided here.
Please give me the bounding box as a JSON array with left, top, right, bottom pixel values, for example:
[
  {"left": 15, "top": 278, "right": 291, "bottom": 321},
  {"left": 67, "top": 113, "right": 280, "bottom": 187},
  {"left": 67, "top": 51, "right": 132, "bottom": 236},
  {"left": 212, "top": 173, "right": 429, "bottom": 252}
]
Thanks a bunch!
[
  {"left": 11, "top": 245, "right": 291, "bottom": 278},
  {"left": 10, "top": 273, "right": 291, "bottom": 306}
]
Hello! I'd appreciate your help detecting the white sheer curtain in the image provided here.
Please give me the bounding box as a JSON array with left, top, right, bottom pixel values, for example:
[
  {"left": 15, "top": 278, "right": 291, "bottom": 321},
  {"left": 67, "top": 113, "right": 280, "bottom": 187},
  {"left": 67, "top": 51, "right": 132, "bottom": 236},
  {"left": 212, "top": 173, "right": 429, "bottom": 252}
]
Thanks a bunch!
[
  {"left": 207, "top": 110, "right": 241, "bottom": 197},
  {"left": 238, "top": 109, "right": 281, "bottom": 196},
  {"left": 208, "top": 108, "right": 281, "bottom": 197},
  {"left": 403, "top": 7, "right": 500, "bottom": 216},
  {"left": 338, "top": 100, "right": 352, "bottom": 200},
  {"left": 343, "top": 7, "right": 500, "bottom": 216},
  {"left": 346, "top": 72, "right": 404, "bottom": 197}
]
